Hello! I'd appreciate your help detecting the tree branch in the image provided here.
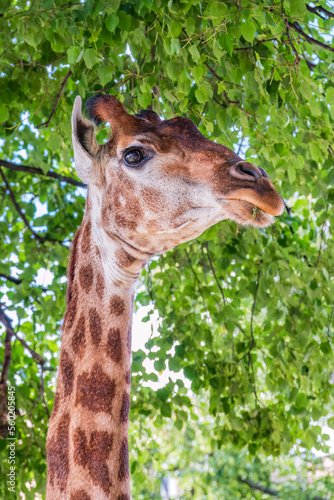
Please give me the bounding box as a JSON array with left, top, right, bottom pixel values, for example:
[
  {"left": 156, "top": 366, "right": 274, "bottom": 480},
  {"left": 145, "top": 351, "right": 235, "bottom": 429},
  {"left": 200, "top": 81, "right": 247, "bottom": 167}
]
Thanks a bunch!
[
  {"left": 288, "top": 21, "right": 334, "bottom": 52},
  {"left": 0, "top": 159, "right": 86, "bottom": 188},
  {"left": 238, "top": 476, "right": 279, "bottom": 496},
  {"left": 0, "top": 273, "right": 22, "bottom": 285},
  {"left": 0, "top": 167, "right": 65, "bottom": 244},
  {"left": 306, "top": 4, "right": 334, "bottom": 20},
  {"left": 36, "top": 69, "right": 72, "bottom": 128},
  {"left": 0, "top": 303, "right": 52, "bottom": 427},
  {"left": 0, "top": 274, "right": 49, "bottom": 291}
]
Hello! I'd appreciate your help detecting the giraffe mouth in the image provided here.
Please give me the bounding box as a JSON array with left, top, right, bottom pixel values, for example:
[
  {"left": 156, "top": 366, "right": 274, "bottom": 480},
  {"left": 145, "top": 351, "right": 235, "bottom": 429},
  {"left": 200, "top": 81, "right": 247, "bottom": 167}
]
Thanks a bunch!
[{"left": 218, "top": 199, "right": 275, "bottom": 227}]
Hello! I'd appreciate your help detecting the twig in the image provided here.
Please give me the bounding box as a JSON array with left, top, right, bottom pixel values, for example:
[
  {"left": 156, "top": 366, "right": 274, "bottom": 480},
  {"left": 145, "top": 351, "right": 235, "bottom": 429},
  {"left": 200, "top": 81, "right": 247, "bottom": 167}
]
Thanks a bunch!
[
  {"left": 327, "top": 307, "right": 334, "bottom": 340},
  {"left": 0, "top": 159, "right": 86, "bottom": 188},
  {"left": 240, "top": 267, "right": 261, "bottom": 361},
  {"left": 0, "top": 167, "right": 65, "bottom": 244},
  {"left": 5, "top": 2, "right": 81, "bottom": 19},
  {"left": 238, "top": 476, "right": 279, "bottom": 496},
  {"left": 247, "top": 268, "right": 261, "bottom": 409},
  {"left": 36, "top": 69, "right": 72, "bottom": 128},
  {"left": 234, "top": 38, "right": 277, "bottom": 50},
  {"left": 12, "top": 332, "right": 45, "bottom": 365},
  {"left": 28, "top": 365, "right": 50, "bottom": 419},
  {"left": 0, "top": 306, "right": 14, "bottom": 438},
  {"left": 204, "top": 243, "right": 251, "bottom": 340},
  {"left": 316, "top": 220, "right": 326, "bottom": 268},
  {"left": 205, "top": 242, "right": 226, "bottom": 305},
  {"left": 250, "top": 268, "right": 261, "bottom": 346},
  {"left": 213, "top": 94, "right": 259, "bottom": 119},
  {"left": 185, "top": 248, "right": 204, "bottom": 293},
  {"left": 204, "top": 62, "right": 243, "bottom": 88},
  {"left": 248, "top": 351, "right": 258, "bottom": 410},
  {"left": 286, "top": 23, "right": 301, "bottom": 67}
]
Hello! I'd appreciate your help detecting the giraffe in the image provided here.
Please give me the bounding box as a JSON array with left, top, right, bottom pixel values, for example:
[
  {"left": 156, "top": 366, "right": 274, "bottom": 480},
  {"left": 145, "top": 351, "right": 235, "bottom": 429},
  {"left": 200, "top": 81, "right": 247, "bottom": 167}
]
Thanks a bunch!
[{"left": 46, "top": 94, "right": 284, "bottom": 500}]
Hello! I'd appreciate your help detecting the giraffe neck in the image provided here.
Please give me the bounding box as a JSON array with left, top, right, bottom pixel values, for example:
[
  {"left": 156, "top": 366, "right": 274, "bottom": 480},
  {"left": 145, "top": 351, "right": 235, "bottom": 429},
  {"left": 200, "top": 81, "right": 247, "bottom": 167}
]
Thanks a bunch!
[{"left": 46, "top": 192, "right": 148, "bottom": 500}]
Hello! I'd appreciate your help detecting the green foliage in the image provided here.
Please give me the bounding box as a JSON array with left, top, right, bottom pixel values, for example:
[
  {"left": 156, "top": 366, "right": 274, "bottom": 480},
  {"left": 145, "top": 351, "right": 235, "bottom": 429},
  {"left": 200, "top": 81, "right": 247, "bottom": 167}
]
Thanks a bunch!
[{"left": 0, "top": 0, "right": 334, "bottom": 498}]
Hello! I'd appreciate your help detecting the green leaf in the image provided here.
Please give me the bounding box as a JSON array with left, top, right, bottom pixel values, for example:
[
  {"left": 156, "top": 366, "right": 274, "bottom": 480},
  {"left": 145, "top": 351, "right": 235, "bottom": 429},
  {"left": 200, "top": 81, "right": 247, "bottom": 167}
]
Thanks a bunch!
[
  {"left": 83, "top": 48, "right": 100, "bottom": 69},
  {"left": 97, "top": 65, "right": 114, "bottom": 86},
  {"left": 161, "top": 403, "right": 172, "bottom": 418},
  {"left": 106, "top": 13, "right": 119, "bottom": 33},
  {"left": 192, "top": 65, "right": 206, "bottom": 82},
  {"left": 286, "top": 0, "right": 307, "bottom": 18},
  {"left": 0, "top": 103, "right": 9, "bottom": 122},
  {"left": 288, "top": 166, "right": 296, "bottom": 183},
  {"left": 170, "top": 38, "right": 180, "bottom": 55},
  {"left": 138, "top": 92, "right": 152, "bottom": 108},
  {"left": 189, "top": 44, "right": 200, "bottom": 63},
  {"left": 108, "top": 0, "right": 121, "bottom": 11},
  {"left": 241, "top": 20, "right": 256, "bottom": 43},
  {"left": 67, "top": 46, "right": 82, "bottom": 64},
  {"left": 49, "top": 134, "right": 62, "bottom": 151},
  {"left": 165, "top": 60, "right": 182, "bottom": 80},
  {"left": 195, "top": 85, "right": 212, "bottom": 104}
]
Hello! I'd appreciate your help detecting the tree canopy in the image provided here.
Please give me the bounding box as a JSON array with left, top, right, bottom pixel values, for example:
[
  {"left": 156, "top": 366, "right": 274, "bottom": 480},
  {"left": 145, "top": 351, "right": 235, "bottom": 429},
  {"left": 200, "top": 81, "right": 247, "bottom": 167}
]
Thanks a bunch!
[{"left": 0, "top": 0, "right": 334, "bottom": 498}]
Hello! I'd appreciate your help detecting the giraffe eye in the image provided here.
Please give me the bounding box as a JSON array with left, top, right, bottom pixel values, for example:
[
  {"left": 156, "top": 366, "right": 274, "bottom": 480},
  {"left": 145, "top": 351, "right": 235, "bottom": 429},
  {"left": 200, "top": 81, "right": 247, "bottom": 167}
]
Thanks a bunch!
[{"left": 123, "top": 149, "right": 145, "bottom": 166}]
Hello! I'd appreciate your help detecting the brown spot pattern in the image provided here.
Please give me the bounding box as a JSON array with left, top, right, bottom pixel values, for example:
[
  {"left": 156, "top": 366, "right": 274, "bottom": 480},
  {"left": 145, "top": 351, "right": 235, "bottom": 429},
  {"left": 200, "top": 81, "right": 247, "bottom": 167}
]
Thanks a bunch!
[
  {"left": 120, "top": 392, "right": 130, "bottom": 423},
  {"left": 102, "top": 203, "right": 112, "bottom": 226},
  {"left": 67, "top": 228, "right": 82, "bottom": 303},
  {"left": 79, "top": 264, "right": 94, "bottom": 293},
  {"left": 115, "top": 249, "right": 137, "bottom": 268},
  {"left": 81, "top": 220, "right": 92, "bottom": 254},
  {"left": 73, "top": 428, "right": 88, "bottom": 467},
  {"left": 127, "top": 327, "right": 131, "bottom": 354},
  {"left": 60, "top": 349, "right": 74, "bottom": 397},
  {"left": 118, "top": 438, "right": 129, "bottom": 482},
  {"left": 71, "top": 314, "right": 86, "bottom": 359},
  {"left": 118, "top": 496, "right": 130, "bottom": 500},
  {"left": 114, "top": 213, "right": 137, "bottom": 230},
  {"left": 73, "top": 428, "right": 113, "bottom": 493},
  {"left": 106, "top": 328, "right": 123, "bottom": 363},
  {"left": 141, "top": 186, "right": 165, "bottom": 211},
  {"left": 75, "top": 364, "right": 116, "bottom": 413},
  {"left": 71, "top": 491, "right": 92, "bottom": 500},
  {"left": 51, "top": 389, "right": 61, "bottom": 419},
  {"left": 47, "top": 412, "right": 70, "bottom": 491},
  {"left": 110, "top": 295, "right": 125, "bottom": 317},
  {"left": 96, "top": 273, "right": 105, "bottom": 299},
  {"left": 89, "top": 308, "right": 102, "bottom": 346},
  {"left": 64, "top": 283, "right": 78, "bottom": 331},
  {"left": 94, "top": 245, "right": 101, "bottom": 259},
  {"left": 125, "top": 369, "right": 131, "bottom": 385}
]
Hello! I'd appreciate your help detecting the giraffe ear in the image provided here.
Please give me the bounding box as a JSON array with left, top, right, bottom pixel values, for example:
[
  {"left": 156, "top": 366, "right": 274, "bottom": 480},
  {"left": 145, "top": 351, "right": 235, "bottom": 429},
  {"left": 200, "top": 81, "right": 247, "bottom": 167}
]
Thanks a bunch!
[
  {"left": 72, "top": 95, "right": 100, "bottom": 183},
  {"left": 85, "top": 94, "right": 139, "bottom": 133}
]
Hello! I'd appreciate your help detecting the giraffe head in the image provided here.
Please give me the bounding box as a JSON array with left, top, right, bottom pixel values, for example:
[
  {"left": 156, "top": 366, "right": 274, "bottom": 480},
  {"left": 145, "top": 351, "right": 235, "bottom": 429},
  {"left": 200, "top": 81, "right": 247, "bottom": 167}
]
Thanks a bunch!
[{"left": 72, "top": 95, "right": 284, "bottom": 254}]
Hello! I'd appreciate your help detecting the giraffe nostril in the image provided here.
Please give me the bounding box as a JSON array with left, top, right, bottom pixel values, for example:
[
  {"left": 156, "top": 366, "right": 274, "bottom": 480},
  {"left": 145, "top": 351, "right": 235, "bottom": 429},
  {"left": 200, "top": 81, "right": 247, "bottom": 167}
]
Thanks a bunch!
[
  {"left": 258, "top": 167, "right": 269, "bottom": 178},
  {"left": 235, "top": 161, "right": 262, "bottom": 180}
]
